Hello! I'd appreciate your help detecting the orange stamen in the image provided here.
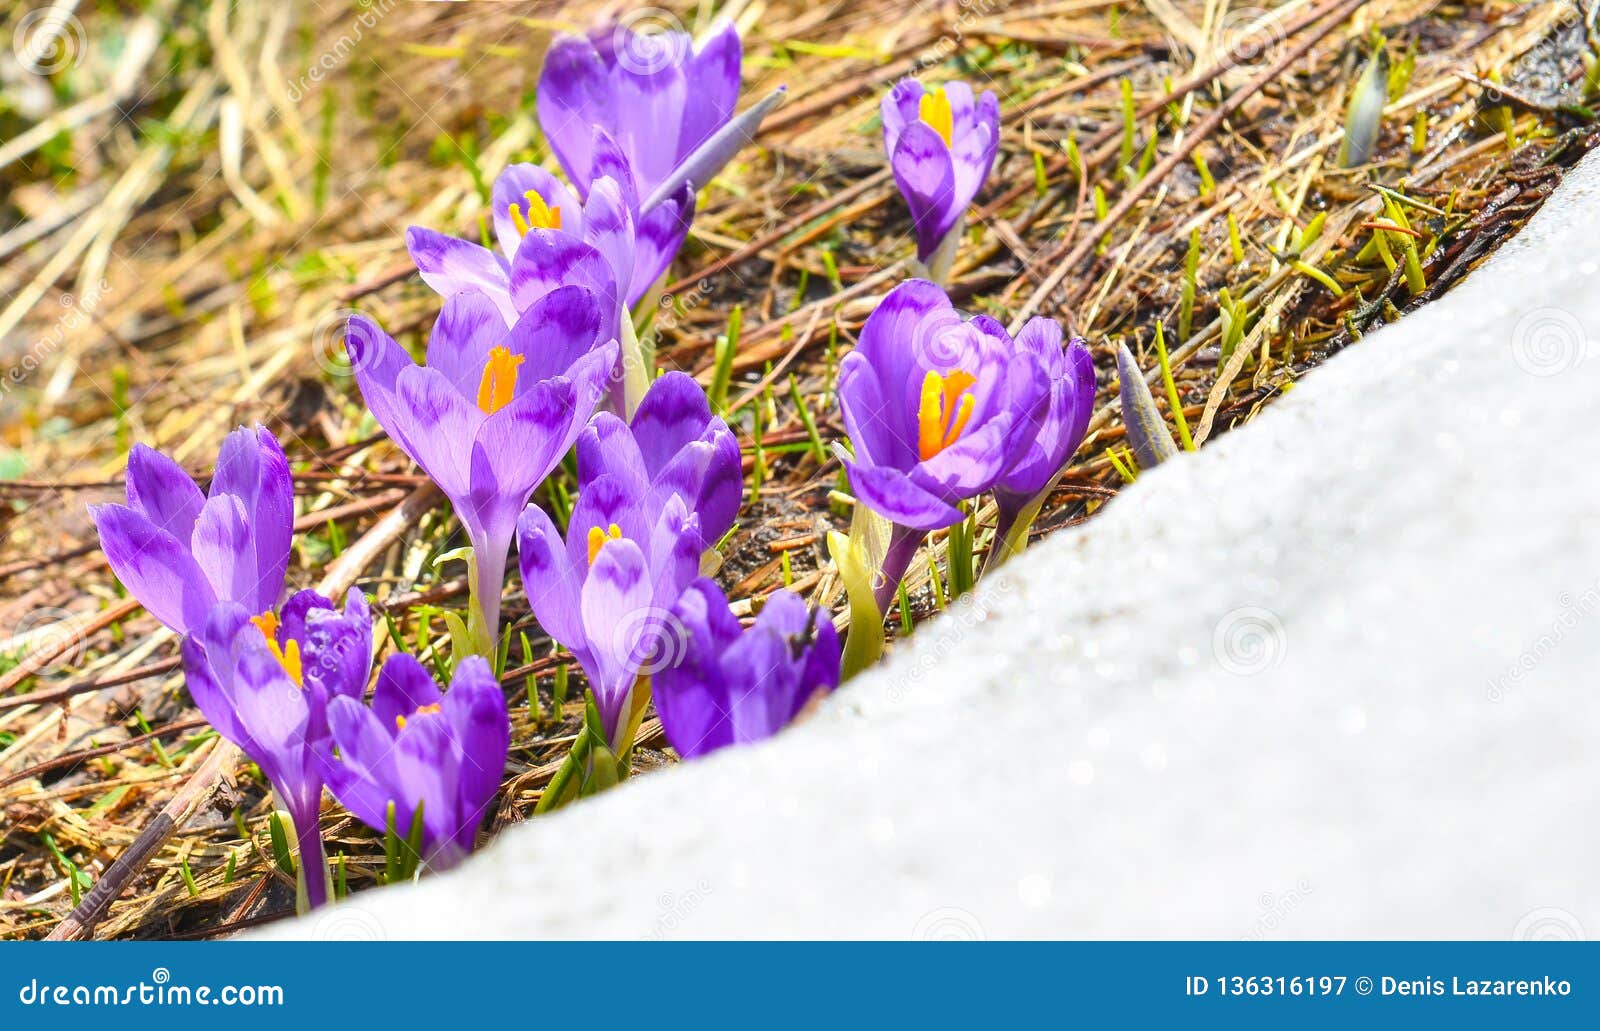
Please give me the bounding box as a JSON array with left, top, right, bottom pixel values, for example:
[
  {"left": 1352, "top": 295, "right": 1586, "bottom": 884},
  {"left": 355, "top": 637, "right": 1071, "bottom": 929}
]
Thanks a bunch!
[
  {"left": 250, "top": 610, "right": 304, "bottom": 688},
  {"left": 508, "top": 189, "right": 563, "bottom": 235},
  {"left": 916, "top": 369, "right": 978, "bottom": 461},
  {"left": 586, "top": 523, "right": 624, "bottom": 565},
  {"left": 475, "top": 346, "right": 525, "bottom": 414},
  {"left": 396, "top": 702, "right": 442, "bottom": 731}
]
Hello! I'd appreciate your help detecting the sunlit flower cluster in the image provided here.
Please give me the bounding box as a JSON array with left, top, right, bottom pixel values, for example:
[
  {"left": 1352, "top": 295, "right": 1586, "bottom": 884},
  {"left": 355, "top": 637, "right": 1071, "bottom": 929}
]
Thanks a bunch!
[{"left": 90, "top": 16, "right": 1101, "bottom": 914}]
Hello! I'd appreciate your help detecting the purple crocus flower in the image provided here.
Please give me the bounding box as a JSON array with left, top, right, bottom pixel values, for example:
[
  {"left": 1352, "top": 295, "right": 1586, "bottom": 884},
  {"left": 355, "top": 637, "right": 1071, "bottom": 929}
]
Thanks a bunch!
[
  {"left": 575, "top": 370, "right": 741, "bottom": 552},
  {"left": 345, "top": 287, "right": 615, "bottom": 648},
  {"left": 837, "top": 279, "right": 1048, "bottom": 606},
  {"left": 992, "top": 326, "right": 1097, "bottom": 546},
  {"left": 90, "top": 425, "right": 293, "bottom": 636},
  {"left": 406, "top": 155, "right": 693, "bottom": 327},
  {"left": 881, "top": 78, "right": 1001, "bottom": 266},
  {"left": 516, "top": 476, "right": 702, "bottom": 750},
  {"left": 538, "top": 19, "right": 743, "bottom": 205},
  {"left": 321, "top": 653, "right": 510, "bottom": 872},
  {"left": 654, "top": 579, "right": 840, "bottom": 759},
  {"left": 181, "top": 588, "right": 373, "bottom": 911}
]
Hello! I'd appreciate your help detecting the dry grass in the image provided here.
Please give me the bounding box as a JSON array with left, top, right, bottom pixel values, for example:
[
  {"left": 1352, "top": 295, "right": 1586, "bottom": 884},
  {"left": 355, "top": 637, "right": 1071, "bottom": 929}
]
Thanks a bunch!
[{"left": 0, "top": 0, "right": 1592, "bottom": 938}]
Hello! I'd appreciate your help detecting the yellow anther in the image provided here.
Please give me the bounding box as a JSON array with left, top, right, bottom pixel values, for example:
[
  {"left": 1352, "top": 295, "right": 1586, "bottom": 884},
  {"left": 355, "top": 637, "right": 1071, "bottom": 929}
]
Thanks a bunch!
[
  {"left": 396, "top": 702, "right": 442, "bottom": 731},
  {"left": 475, "top": 346, "right": 525, "bottom": 415},
  {"left": 916, "top": 369, "right": 977, "bottom": 461},
  {"left": 586, "top": 523, "right": 624, "bottom": 566},
  {"left": 251, "top": 610, "right": 303, "bottom": 688},
  {"left": 919, "top": 87, "right": 954, "bottom": 148},
  {"left": 509, "top": 189, "right": 563, "bottom": 236}
]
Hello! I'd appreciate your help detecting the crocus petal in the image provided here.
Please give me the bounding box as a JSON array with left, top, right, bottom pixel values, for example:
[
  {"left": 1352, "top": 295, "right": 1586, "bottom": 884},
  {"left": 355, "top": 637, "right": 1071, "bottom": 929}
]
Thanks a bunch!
[
  {"left": 507, "top": 230, "right": 620, "bottom": 347},
  {"left": 440, "top": 655, "right": 509, "bottom": 852},
  {"left": 371, "top": 652, "right": 445, "bottom": 731},
  {"left": 190, "top": 494, "right": 262, "bottom": 617},
  {"left": 880, "top": 78, "right": 925, "bottom": 154},
  {"left": 888, "top": 122, "right": 960, "bottom": 261},
  {"left": 392, "top": 365, "right": 483, "bottom": 499},
  {"left": 516, "top": 503, "right": 586, "bottom": 652},
  {"left": 611, "top": 49, "right": 690, "bottom": 198},
  {"left": 629, "top": 185, "right": 694, "bottom": 304},
  {"left": 579, "top": 537, "right": 653, "bottom": 731},
  {"left": 537, "top": 34, "right": 612, "bottom": 194},
  {"left": 679, "top": 21, "right": 742, "bottom": 160},
  {"left": 300, "top": 588, "right": 373, "bottom": 707},
  {"left": 406, "top": 227, "right": 517, "bottom": 324},
  {"left": 323, "top": 694, "right": 402, "bottom": 833},
  {"left": 91, "top": 504, "right": 215, "bottom": 634},
  {"left": 231, "top": 645, "right": 314, "bottom": 792},
  {"left": 124, "top": 444, "right": 203, "bottom": 540},
  {"left": 581, "top": 178, "right": 636, "bottom": 310},
  {"left": 179, "top": 603, "right": 255, "bottom": 744},
  {"left": 505, "top": 284, "right": 605, "bottom": 385},
  {"left": 577, "top": 412, "right": 650, "bottom": 497},
  {"left": 425, "top": 290, "right": 516, "bottom": 402},
  {"left": 844, "top": 460, "right": 964, "bottom": 531},
  {"left": 208, "top": 425, "right": 293, "bottom": 615},
  {"left": 491, "top": 163, "right": 583, "bottom": 263}
]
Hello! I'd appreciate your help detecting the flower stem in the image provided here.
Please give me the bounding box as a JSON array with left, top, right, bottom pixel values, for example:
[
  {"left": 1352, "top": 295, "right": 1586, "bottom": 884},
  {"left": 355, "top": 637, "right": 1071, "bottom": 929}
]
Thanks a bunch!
[
  {"left": 873, "top": 523, "right": 926, "bottom": 614},
  {"left": 466, "top": 538, "right": 507, "bottom": 659},
  {"left": 292, "top": 812, "right": 329, "bottom": 914},
  {"left": 922, "top": 215, "right": 964, "bottom": 286},
  {"left": 619, "top": 310, "right": 651, "bottom": 418},
  {"left": 984, "top": 493, "right": 1045, "bottom": 575}
]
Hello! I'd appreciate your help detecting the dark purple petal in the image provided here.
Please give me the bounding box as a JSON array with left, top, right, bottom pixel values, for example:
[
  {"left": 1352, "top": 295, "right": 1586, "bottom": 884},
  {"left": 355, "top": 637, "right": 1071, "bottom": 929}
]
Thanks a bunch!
[
  {"left": 629, "top": 371, "right": 714, "bottom": 474},
  {"left": 629, "top": 185, "right": 693, "bottom": 304},
  {"left": 679, "top": 21, "right": 742, "bottom": 159},
  {"left": 440, "top": 655, "right": 509, "bottom": 853},
  {"left": 537, "top": 34, "right": 612, "bottom": 194},
  {"left": 507, "top": 230, "right": 619, "bottom": 348},
  {"left": 124, "top": 444, "right": 203, "bottom": 541},
  {"left": 588, "top": 129, "right": 640, "bottom": 210},
  {"left": 92, "top": 504, "right": 215, "bottom": 633},
  {"left": 889, "top": 122, "right": 960, "bottom": 261},
  {"left": 179, "top": 603, "right": 255, "bottom": 744},
  {"left": 837, "top": 353, "right": 913, "bottom": 469},
  {"left": 372, "top": 652, "right": 444, "bottom": 731},
  {"left": 580, "top": 178, "right": 636, "bottom": 310},
  {"left": 880, "top": 78, "right": 925, "bottom": 155},
  {"left": 505, "top": 284, "right": 604, "bottom": 386},
  {"left": 231, "top": 645, "right": 315, "bottom": 804},
  {"left": 843, "top": 459, "right": 964, "bottom": 531},
  {"left": 300, "top": 588, "right": 373, "bottom": 706},
  {"left": 611, "top": 48, "right": 690, "bottom": 198},
  {"left": 321, "top": 695, "right": 398, "bottom": 834},
  {"left": 577, "top": 411, "right": 649, "bottom": 496}
]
